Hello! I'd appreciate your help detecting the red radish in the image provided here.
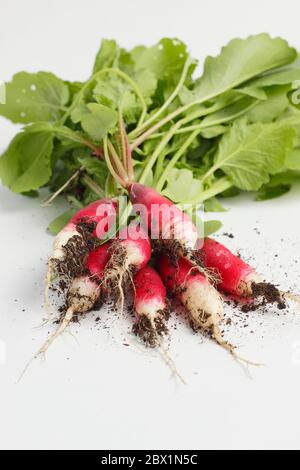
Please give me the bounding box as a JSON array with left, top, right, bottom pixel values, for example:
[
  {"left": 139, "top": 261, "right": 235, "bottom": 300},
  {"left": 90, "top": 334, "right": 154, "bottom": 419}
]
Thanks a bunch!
[
  {"left": 50, "top": 198, "right": 117, "bottom": 269},
  {"left": 128, "top": 183, "right": 199, "bottom": 259},
  {"left": 103, "top": 221, "right": 151, "bottom": 306},
  {"left": 70, "top": 199, "right": 116, "bottom": 224},
  {"left": 45, "top": 198, "right": 117, "bottom": 309},
  {"left": 132, "top": 265, "right": 185, "bottom": 383},
  {"left": 20, "top": 244, "right": 111, "bottom": 379},
  {"left": 58, "top": 242, "right": 111, "bottom": 326},
  {"left": 199, "top": 238, "right": 296, "bottom": 308},
  {"left": 200, "top": 238, "right": 263, "bottom": 297},
  {"left": 158, "top": 254, "right": 259, "bottom": 365},
  {"left": 132, "top": 266, "right": 169, "bottom": 347}
]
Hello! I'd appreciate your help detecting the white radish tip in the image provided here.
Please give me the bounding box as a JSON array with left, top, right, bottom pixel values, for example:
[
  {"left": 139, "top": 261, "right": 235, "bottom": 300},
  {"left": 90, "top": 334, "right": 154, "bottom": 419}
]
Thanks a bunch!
[
  {"left": 52, "top": 226, "right": 80, "bottom": 261},
  {"left": 181, "top": 278, "right": 224, "bottom": 329},
  {"left": 68, "top": 277, "right": 100, "bottom": 313}
]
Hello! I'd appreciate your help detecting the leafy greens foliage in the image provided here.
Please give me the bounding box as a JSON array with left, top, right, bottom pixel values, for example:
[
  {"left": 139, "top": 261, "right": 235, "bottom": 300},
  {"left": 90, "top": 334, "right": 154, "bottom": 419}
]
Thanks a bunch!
[{"left": 1, "top": 34, "right": 300, "bottom": 235}]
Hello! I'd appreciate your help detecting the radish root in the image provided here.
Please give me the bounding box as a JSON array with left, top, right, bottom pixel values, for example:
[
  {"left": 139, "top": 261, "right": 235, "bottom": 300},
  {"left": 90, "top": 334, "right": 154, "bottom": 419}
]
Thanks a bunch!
[
  {"left": 212, "top": 327, "right": 262, "bottom": 368},
  {"left": 103, "top": 249, "right": 135, "bottom": 311},
  {"left": 44, "top": 263, "right": 56, "bottom": 318},
  {"left": 157, "top": 339, "right": 186, "bottom": 385},
  {"left": 18, "top": 307, "right": 75, "bottom": 382},
  {"left": 150, "top": 318, "right": 185, "bottom": 384},
  {"left": 280, "top": 291, "right": 300, "bottom": 306}
]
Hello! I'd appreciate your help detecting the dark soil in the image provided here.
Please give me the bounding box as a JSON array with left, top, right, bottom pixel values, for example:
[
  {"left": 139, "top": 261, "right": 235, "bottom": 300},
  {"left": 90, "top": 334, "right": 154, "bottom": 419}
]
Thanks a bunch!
[
  {"left": 252, "top": 282, "right": 285, "bottom": 308},
  {"left": 132, "top": 309, "right": 169, "bottom": 347},
  {"left": 240, "top": 282, "right": 286, "bottom": 313},
  {"left": 54, "top": 219, "right": 98, "bottom": 279}
]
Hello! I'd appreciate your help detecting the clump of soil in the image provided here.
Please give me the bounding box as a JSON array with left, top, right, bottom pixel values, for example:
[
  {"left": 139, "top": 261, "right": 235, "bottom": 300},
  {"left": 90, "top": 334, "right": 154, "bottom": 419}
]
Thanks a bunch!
[
  {"left": 152, "top": 239, "right": 183, "bottom": 265},
  {"left": 132, "top": 310, "right": 169, "bottom": 347},
  {"left": 54, "top": 219, "right": 97, "bottom": 279},
  {"left": 152, "top": 239, "right": 206, "bottom": 272},
  {"left": 240, "top": 282, "right": 286, "bottom": 313},
  {"left": 252, "top": 282, "right": 286, "bottom": 309}
]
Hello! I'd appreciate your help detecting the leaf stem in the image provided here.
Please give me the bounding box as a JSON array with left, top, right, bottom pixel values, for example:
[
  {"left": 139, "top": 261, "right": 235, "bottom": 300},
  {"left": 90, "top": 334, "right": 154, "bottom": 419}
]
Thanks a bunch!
[
  {"left": 118, "top": 112, "right": 127, "bottom": 165},
  {"left": 148, "top": 122, "right": 202, "bottom": 140},
  {"left": 129, "top": 56, "right": 192, "bottom": 139},
  {"left": 138, "top": 119, "right": 184, "bottom": 184},
  {"left": 81, "top": 175, "right": 105, "bottom": 198},
  {"left": 107, "top": 138, "right": 128, "bottom": 183},
  {"left": 52, "top": 126, "right": 102, "bottom": 155},
  {"left": 103, "top": 137, "right": 127, "bottom": 188},
  {"left": 155, "top": 128, "right": 201, "bottom": 192},
  {"left": 196, "top": 177, "right": 232, "bottom": 203},
  {"left": 118, "top": 113, "right": 134, "bottom": 182},
  {"left": 42, "top": 166, "right": 84, "bottom": 207},
  {"left": 130, "top": 103, "right": 193, "bottom": 151},
  {"left": 130, "top": 92, "right": 257, "bottom": 150}
]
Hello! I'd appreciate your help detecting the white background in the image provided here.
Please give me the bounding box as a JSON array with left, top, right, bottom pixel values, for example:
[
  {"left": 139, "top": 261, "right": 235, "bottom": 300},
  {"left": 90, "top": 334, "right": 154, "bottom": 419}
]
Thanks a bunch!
[{"left": 1, "top": 0, "right": 300, "bottom": 451}]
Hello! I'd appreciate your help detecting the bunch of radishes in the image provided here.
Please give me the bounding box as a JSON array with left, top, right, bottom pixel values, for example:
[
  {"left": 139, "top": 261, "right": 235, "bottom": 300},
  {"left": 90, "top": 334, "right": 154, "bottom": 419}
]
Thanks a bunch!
[
  {"left": 34, "top": 180, "right": 296, "bottom": 372},
  {"left": 25, "top": 122, "right": 300, "bottom": 382}
]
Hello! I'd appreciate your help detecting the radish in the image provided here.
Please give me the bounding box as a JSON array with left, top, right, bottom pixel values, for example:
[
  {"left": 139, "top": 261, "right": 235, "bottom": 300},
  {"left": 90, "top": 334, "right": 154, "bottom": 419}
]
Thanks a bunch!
[
  {"left": 128, "top": 183, "right": 200, "bottom": 262},
  {"left": 132, "top": 265, "right": 169, "bottom": 347},
  {"left": 158, "top": 254, "right": 259, "bottom": 366},
  {"left": 103, "top": 221, "right": 152, "bottom": 307},
  {"left": 56, "top": 242, "right": 111, "bottom": 329},
  {"left": 200, "top": 238, "right": 263, "bottom": 297},
  {"left": 132, "top": 264, "right": 185, "bottom": 383},
  {"left": 49, "top": 198, "right": 117, "bottom": 274},
  {"left": 20, "top": 244, "right": 111, "bottom": 379},
  {"left": 45, "top": 198, "right": 117, "bottom": 310},
  {"left": 199, "top": 238, "right": 298, "bottom": 308}
]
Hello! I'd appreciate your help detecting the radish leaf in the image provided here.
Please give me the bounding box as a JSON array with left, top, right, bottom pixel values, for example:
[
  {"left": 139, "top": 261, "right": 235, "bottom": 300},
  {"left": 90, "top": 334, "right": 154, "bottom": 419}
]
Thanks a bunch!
[
  {"left": 0, "top": 72, "right": 69, "bottom": 123},
  {"left": 93, "top": 39, "right": 120, "bottom": 73},
  {"left": 182, "top": 34, "right": 296, "bottom": 105},
  {"left": 213, "top": 120, "right": 296, "bottom": 190},
  {"left": 0, "top": 125, "right": 54, "bottom": 193},
  {"left": 72, "top": 103, "right": 118, "bottom": 140}
]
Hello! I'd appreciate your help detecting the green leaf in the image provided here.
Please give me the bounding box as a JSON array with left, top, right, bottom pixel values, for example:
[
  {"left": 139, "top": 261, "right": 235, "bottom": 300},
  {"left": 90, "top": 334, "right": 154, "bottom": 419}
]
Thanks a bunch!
[
  {"left": 72, "top": 103, "right": 118, "bottom": 140},
  {"left": 213, "top": 120, "right": 296, "bottom": 191},
  {"left": 201, "top": 96, "right": 257, "bottom": 127},
  {"left": 247, "top": 67, "right": 300, "bottom": 88},
  {"left": 0, "top": 125, "right": 54, "bottom": 193},
  {"left": 286, "top": 148, "right": 300, "bottom": 169},
  {"left": 70, "top": 102, "right": 90, "bottom": 123},
  {"left": 182, "top": 34, "right": 296, "bottom": 104},
  {"left": 130, "top": 38, "right": 194, "bottom": 87},
  {"left": 93, "top": 75, "right": 140, "bottom": 123},
  {"left": 93, "top": 39, "right": 120, "bottom": 73},
  {"left": 220, "top": 186, "right": 241, "bottom": 198},
  {"left": 204, "top": 197, "right": 227, "bottom": 212},
  {"left": 245, "top": 86, "right": 289, "bottom": 123},
  {"left": 78, "top": 155, "right": 108, "bottom": 188},
  {"left": 0, "top": 72, "right": 69, "bottom": 123},
  {"left": 162, "top": 168, "right": 203, "bottom": 203},
  {"left": 235, "top": 86, "right": 267, "bottom": 100},
  {"left": 200, "top": 125, "right": 226, "bottom": 139},
  {"left": 134, "top": 69, "right": 157, "bottom": 104},
  {"left": 256, "top": 184, "right": 291, "bottom": 201},
  {"left": 22, "top": 190, "right": 39, "bottom": 198},
  {"left": 204, "top": 220, "right": 223, "bottom": 236},
  {"left": 48, "top": 209, "right": 77, "bottom": 235},
  {"left": 267, "top": 170, "right": 300, "bottom": 187},
  {"left": 276, "top": 107, "right": 300, "bottom": 145}
]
